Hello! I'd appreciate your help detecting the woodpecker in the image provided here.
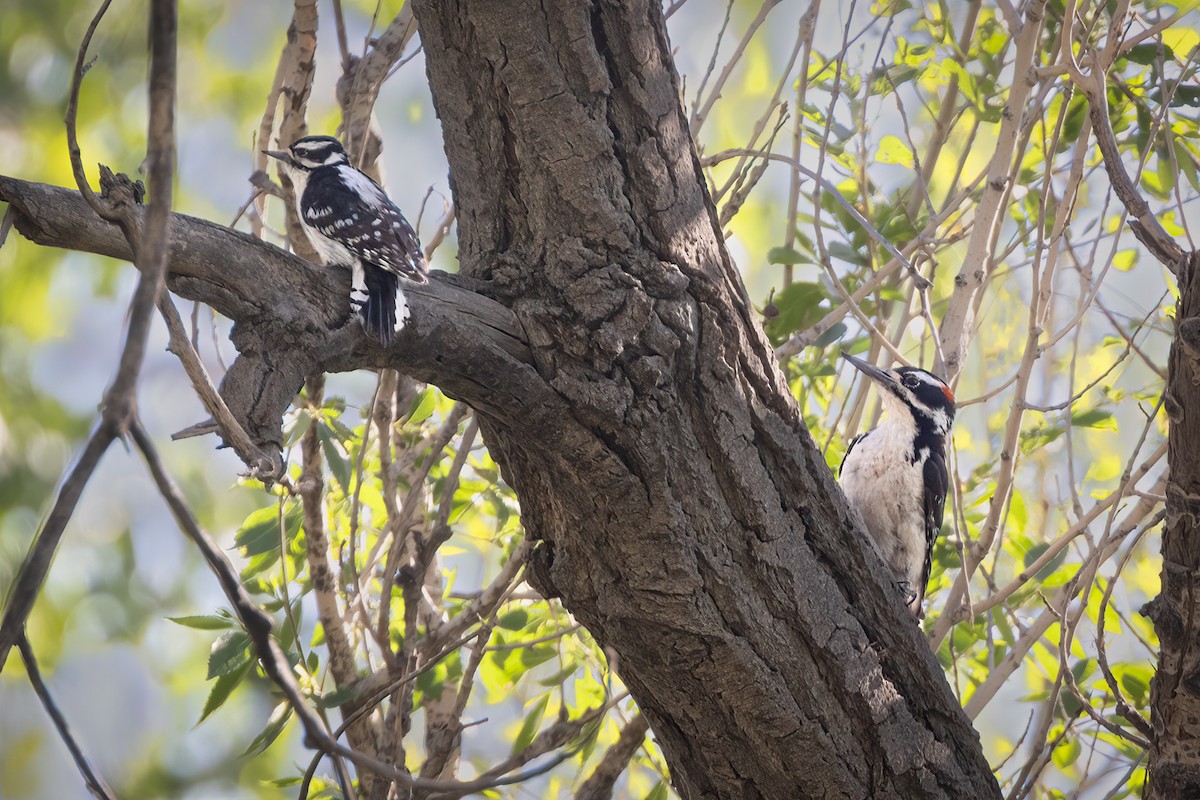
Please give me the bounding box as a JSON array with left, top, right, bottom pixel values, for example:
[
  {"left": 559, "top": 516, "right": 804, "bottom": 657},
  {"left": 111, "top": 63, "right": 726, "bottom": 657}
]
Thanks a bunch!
[
  {"left": 264, "top": 135, "right": 428, "bottom": 345},
  {"left": 838, "top": 351, "right": 955, "bottom": 617}
]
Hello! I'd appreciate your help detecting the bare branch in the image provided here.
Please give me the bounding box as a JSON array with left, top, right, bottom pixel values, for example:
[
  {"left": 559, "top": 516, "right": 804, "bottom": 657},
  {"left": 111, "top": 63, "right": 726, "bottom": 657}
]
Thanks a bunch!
[
  {"left": 0, "top": 429, "right": 112, "bottom": 672},
  {"left": 1061, "top": 19, "right": 1186, "bottom": 270},
  {"left": 258, "top": 0, "right": 320, "bottom": 261},
  {"left": 1, "top": 0, "right": 180, "bottom": 674},
  {"left": 64, "top": 0, "right": 117, "bottom": 220},
  {"left": 339, "top": 8, "right": 419, "bottom": 170},
  {"left": 939, "top": 0, "right": 1050, "bottom": 378},
  {"left": 575, "top": 713, "right": 651, "bottom": 800},
  {"left": 17, "top": 632, "right": 117, "bottom": 800},
  {"left": 690, "top": 0, "right": 783, "bottom": 133}
]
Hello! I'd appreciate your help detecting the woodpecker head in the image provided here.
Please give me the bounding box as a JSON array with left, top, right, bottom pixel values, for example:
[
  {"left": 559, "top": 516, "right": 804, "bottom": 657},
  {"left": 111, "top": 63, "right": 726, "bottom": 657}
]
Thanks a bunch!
[
  {"left": 842, "top": 351, "right": 955, "bottom": 435},
  {"left": 263, "top": 135, "right": 349, "bottom": 172}
]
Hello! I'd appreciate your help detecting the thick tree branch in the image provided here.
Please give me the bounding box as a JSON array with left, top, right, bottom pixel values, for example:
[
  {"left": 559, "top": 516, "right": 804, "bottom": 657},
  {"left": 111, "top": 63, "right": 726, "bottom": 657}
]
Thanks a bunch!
[{"left": 0, "top": 175, "right": 551, "bottom": 452}]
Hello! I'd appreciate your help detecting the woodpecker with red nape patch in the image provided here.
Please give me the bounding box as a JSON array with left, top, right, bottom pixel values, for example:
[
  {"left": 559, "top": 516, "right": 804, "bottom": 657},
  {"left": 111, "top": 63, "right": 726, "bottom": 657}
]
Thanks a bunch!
[
  {"left": 264, "top": 135, "right": 428, "bottom": 345},
  {"left": 838, "top": 351, "right": 956, "bottom": 617}
]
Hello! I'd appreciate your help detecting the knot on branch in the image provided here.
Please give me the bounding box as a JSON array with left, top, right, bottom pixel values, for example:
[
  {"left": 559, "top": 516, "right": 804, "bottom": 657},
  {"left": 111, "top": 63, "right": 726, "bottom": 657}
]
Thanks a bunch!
[
  {"left": 1179, "top": 317, "right": 1200, "bottom": 356},
  {"left": 525, "top": 540, "right": 561, "bottom": 600},
  {"left": 97, "top": 165, "right": 145, "bottom": 208},
  {"left": 1166, "top": 482, "right": 1200, "bottom": 530}
]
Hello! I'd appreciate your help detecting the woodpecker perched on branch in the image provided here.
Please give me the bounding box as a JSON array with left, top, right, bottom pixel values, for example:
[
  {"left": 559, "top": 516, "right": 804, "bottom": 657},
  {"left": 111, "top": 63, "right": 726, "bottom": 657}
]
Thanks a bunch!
[
  {"left": 264, "top": 135, "right": 428, "bottom": 345},
  {"left": 838, "top": 351, "right": 956, "bottom": 617}
]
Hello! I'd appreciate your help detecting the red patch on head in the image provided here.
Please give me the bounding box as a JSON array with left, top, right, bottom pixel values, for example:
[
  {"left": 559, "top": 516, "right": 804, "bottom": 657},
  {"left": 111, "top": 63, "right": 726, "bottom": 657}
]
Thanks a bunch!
[{"left": 941, "top": 385, "right": 955, "bottom": 405}]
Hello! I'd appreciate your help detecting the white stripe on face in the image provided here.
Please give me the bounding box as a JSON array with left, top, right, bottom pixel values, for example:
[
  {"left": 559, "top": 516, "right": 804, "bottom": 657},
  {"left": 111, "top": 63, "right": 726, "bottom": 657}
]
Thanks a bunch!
[{"left": 912, "top": 371, "right": 945, "bottom": 389}]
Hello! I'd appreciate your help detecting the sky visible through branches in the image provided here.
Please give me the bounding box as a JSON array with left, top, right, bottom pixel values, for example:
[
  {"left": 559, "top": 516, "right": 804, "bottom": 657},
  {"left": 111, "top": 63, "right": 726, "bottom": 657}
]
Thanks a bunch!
[{"left": 1, "top": 1, "right": 1198, "bottom": 798}]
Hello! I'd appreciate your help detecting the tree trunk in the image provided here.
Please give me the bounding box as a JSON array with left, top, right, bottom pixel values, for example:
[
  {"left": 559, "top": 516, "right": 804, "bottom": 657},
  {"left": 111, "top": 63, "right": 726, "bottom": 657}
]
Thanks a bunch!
[
  {"left": 1145, "top": 250, "right": 1200, "bottom": 799},
  {"left": 410, "top": 2, "right": 998, "bottom": 797},
  {"left": 0, "top": 2, "right": 1003, "bottom": 796}
]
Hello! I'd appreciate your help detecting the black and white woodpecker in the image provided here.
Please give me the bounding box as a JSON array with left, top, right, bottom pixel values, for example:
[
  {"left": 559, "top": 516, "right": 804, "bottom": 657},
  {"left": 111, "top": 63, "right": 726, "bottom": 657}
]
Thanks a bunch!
[
  {"left": 264, "top": 135, "right": 428, "bottom": 345},
  {"left": 838, "top": 351, "right": 956, "bottom": 617}
]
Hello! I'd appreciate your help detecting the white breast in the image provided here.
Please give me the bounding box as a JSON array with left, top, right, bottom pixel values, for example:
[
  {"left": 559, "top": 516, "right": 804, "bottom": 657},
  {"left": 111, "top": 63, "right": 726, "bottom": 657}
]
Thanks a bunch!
[{"left": 839, "top": 420, "right": 927, "bottom": 588}]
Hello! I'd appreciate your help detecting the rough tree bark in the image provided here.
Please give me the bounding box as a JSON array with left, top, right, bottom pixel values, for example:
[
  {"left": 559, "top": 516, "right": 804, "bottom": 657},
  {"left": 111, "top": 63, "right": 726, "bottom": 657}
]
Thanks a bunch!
[
  {"left": 1145, "top": 251, "right": 1200, "bottom": 799},
  {"left": 0, "top": 2, "right": 1001, "bottom": 798},
  {"left": 407, "top": 2, "right": 997, "bottom": 798}
]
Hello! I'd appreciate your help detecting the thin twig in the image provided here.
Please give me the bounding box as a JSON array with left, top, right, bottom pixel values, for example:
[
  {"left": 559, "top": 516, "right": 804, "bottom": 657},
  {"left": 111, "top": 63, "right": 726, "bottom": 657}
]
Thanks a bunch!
[
  {"left": 17, "top": 632, "right": 118, "bottom": 800},
  {"left": 1, "top": 0, "right": 179, "bottom": 673}
]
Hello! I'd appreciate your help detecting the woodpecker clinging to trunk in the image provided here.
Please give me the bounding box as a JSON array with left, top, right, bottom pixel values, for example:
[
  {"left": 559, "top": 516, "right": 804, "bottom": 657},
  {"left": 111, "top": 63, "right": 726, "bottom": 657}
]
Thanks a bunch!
[{"left": 838, "top": 351, "right": 956, "bottom": 617}]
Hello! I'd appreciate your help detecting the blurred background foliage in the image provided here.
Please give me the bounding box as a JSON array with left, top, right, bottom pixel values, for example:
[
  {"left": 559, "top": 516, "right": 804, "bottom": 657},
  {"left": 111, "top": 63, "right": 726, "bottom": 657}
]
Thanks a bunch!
[{"left": 1, "top": 0, "right": 1198, "bottom": 798}]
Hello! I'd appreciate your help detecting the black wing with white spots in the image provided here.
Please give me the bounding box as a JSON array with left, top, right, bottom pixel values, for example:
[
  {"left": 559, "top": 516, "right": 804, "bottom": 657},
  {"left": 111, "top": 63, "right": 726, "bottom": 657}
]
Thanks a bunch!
[
  {"left": 301, "top": 166, "right": 428, "bottom": 283},
  {"left": 918, "top": 447, "right": 949, "bottom": 607}
]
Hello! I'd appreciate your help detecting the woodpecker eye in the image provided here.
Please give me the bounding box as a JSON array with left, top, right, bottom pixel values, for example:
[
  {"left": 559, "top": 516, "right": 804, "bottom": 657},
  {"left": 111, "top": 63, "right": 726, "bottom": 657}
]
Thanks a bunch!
[{"left": 903, "top": 375, "right": 919, "bottom": 390}]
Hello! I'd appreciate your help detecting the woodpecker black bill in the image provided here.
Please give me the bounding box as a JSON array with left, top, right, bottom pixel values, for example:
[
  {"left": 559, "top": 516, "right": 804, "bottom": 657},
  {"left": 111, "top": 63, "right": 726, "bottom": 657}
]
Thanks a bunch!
[
  {"left": 264, "top": 135, "right": 428, "bottom": 345},
  {"left": 838, "top": 350, "right": 956, "bottom": 618}
]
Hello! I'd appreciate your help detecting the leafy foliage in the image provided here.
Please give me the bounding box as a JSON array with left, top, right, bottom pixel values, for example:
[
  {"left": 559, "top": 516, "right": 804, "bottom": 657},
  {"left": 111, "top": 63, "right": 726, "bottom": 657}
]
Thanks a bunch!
[{"left": 2, "top": 0, "right": 1196, "bottom": 798}]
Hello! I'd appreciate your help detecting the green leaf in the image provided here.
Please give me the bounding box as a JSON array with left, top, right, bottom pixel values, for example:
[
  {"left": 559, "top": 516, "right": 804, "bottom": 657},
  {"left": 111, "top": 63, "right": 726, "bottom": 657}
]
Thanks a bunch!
[
  {"left": 1052, "top": 735, "right": 1081, "bottom": 769},
  {"left": 1112, "top": 250, "right": 1138, "bottom": 271},
  {"left": 1060, "top": 94, "right": 1088, "bottom": 148},
  {"left": 1019, "top": 425, "right": 1064, "bottom": 455},
  {"left": 813, "top": 322, "right": 848, "bottom": 348},
  {"left": 242, "top": 702, "right": 292, "bottom": 758},
  {"left": 262, "top": 777, "right": 303, "bottom": 788},
  {"left": 1023, "top": 543, "right": 1066, "bottom": 582},
  {"left": 235, "top": 506, "right": 282, "bottom": 557},
  {"left": 767, "top": 245, "right": 806, "bottom": 265},
  {"left": 536, "top": 659, "right": 582, "bottom": 687},
  {"left": 646, "top": 781, "right": 670, "bottom": 800},
  {"left": 316, "top": 686, "right": 356, "bottom": 709},
  {"left": 208, "top": 631, "right": 252, "bottom": 679},
  {"left": 407, "top": 388, "right": 438, "bottom": 425},
  {"left": 828, "top": 241, "right": 870, "bottom": 266},
  {"left": 519, "top": 643, "right": 559, "bottom": 669},
  {"left": 763, "top": 282, "right": 828, "bottom": 341},
  {"left": 199, "top": 659, "right": 252, "bottom": 724},
  {"left": 235, "top": 503, "right": 303, "bottom": 558},
  {"left": 876, "top": 134, "right": 914, "bottom": 168},
  {"left": 1070, "top": 408, "right": 1117, "bottom": 431},
  {"left": 1062, "top": 689, "right": 1084, "bottom": 718},
  {"left": 1172, "top": 84, "right": 1200, "bottom": 108},
  {"left": 498, "top": 609, "right": 530, "bottom": 630},
  {"left": 1125, "top": 43, "right": 1173, "bottom": 65},
  {"left": 167, "top": 614, "right": 233, "bottom": 631},
  {"left": 317, "top": 422, "right": 353, "bottom": 494},
  {"left": 1120, "top": 665, "right": 1151, "bottom": 706},
  {"left": 282, "top": 409, "right": 313, "bottom": 447},
  {"left": 512, "top": 693, "right": 550, "bottom": 754}
]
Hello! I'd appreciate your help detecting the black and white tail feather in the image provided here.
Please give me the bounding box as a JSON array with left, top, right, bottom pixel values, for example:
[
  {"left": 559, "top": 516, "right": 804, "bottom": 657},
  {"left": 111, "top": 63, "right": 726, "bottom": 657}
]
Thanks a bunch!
[{"left": 265, "top": 135, "right": 427, "bottom": 345}]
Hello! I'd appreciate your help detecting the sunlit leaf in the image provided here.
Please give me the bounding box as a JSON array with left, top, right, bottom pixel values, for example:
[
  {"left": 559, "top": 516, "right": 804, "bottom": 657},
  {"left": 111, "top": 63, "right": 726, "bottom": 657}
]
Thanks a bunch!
[
  {"left": 876, "top": 134, "right": 914, "bottom": 168},
  {"left": 407, "top": 387, "right": 438, "bottom": 425},
  {"left": 1070, "top": 408, "right": 1117, "bottom": 431},
  {"left": 168, "top": 614, "right": 234, "bottom": 631},
  {"left": 512, "top": 693, "right": 550, "bottom": 754},
  {"left": 243, "top": 702, "right": 292, "bottom": 757},
  {"left": 199, "top": 660, "right": 252, "bottom": 724},
  {"left": 208, "top": 631, "right": 253, "bottom": 679}
]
